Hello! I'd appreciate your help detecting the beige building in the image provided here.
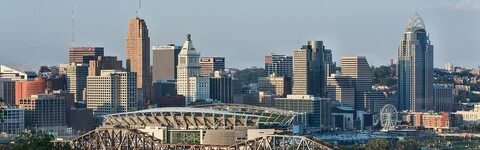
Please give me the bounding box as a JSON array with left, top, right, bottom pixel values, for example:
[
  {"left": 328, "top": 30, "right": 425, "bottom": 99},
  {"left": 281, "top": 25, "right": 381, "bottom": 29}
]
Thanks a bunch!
[
  {"left": 126, "top": 17, "right": 151, "bottom": 107},
  {"left": 258, "top": 74, "right": 292, "bottom": 97},
  {"left": 341, "top": 56, "right": 372, "bottom": 110},
  {"left": 454, "top": 104, "right": 480, "bottom": 125},
  {"left": 199, "top": 57, "right": 225, "bottom": 77},
  {"left": 292, "top": 47, "right": 310, "bottom": 95},
  {"left": 152, "top": 44, "right": 181, "bottom": 81},
  {"left": 86, "top": 70, "right": 138, "bottom": 116},
  {"left": 326, "top": 74, "right": 355, "bottom": 107},
  {"left": 62, "top": 63, "right": 88, "bottom": 102}
]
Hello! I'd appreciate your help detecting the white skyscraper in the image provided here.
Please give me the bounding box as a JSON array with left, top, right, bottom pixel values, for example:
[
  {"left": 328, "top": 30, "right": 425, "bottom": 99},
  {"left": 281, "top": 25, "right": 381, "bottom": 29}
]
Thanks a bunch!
[
  {"left": 86, "top": 70, "right": 138, "bottom": 116},
  {"left": 176, "top": 34, "right": 210, "bottom": 104}
]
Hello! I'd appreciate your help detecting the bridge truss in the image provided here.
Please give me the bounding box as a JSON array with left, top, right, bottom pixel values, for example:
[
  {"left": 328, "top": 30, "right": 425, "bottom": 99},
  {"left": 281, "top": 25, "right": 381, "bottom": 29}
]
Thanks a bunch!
[{"left": 67, "top": 128, "right": 339, "bottom": 150}]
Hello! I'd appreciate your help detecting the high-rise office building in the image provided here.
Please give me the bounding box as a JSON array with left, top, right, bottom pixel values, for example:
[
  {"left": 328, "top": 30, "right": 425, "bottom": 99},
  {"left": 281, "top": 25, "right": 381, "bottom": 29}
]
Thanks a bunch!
[
  {"left": 15, "top": 77, "right": 46, "bottom": 105},
  {"left": 0, "top": 79, "right": 16, "bottom": 106},
  {"left": 341, "top": 56, "right": 372, "bottom": 110},
  {"left": 88, "top": 56, "right": 123, "bottom": 76},
  {"left": 176, "top": 34, "right": 210, "bottom": 104},
  {"left": 292, "top": 41, "right": 326, "bottom": 97},
  {"left": 69, "top": 47, "right": 104, "bottom": 64},
  {"left": 326, "top": 74, "right": 355, "bottom": 107},
  {"left": 433, "top": 84, "right": 454, "bottom": 112},
  {"left": 324, "top": 49, "right": 336, "bottom": 77},
  {"left": 86, "top": 70, "right": 137, "bottom": 116},
  {"left": 210, "top": 71, "right": 232, "bottom": 103},
  {"left": 265, "top": 54, "right": 293, "bottom": 77},
  {"left": 397, "top": 14, "right": 434, "bottom": 112},
  {"left": 126, "top": 17, "right": 151, "bottom": 106},
  {"left": 308, "top": 41, "right": 326, "bottom": 97},
  {"left": 292, "top": 46, "right": 311, "bottom": 95},
  {"left": 258, "top": 74, "right": 292, "bottom": 97},
  {"left": 152, "top": 44, "right": 181, "bottom": 81},
  {"left": 19, "top": 94, "right": 66, "bottom": 130},
  {"left": 62, "top": 63, "right": 88, "bottom": 102},
  {"left": 199, "top": 57, "right": 225, "bottom": 77}
]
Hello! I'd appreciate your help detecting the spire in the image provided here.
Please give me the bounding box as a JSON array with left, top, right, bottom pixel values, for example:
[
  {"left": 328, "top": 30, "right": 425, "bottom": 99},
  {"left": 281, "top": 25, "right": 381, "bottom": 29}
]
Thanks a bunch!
[
  {"left": 405, "top": 13, "right": 425, "bottom": 32},
  {"left": 181, "top": 34, "right": 196, "bottom": 54}
]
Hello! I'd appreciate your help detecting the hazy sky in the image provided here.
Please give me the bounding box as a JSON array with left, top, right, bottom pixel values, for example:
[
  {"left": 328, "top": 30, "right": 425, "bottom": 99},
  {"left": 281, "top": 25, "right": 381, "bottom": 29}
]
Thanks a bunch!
[{"left": 0, "top": 0, "right": 479, "bottom": 70}]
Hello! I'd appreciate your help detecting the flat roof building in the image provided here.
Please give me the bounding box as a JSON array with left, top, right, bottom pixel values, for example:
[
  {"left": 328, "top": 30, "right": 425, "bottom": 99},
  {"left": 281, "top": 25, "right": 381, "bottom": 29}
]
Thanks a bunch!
[
  {"left": 69, "top": 47, "right": 104, "bottom": 64},
  {"left": 86, "top": 70, "right": 138, "bottom": 116},
  {"left": 199, "top": 57, "right": 225, "bottom": 77},
  {"left": 152, "top": 44, "right": 181, "bottom": 81}
]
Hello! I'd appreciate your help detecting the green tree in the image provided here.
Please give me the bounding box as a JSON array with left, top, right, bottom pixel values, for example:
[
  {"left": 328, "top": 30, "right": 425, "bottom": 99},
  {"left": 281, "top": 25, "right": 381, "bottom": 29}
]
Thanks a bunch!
[
  {"left": 372, "top": 66, "right": 396, "bottom": 86},
  {"left": 0, "top": 97, "right": 4, "bottom": 122},
  {"left": 395, "top": 139, "right": 420, "bottom": 150},
  {"left": 13, "top": 132, "right": 70, "bottom": 150},
  {"left": 233, "top": 67, "right": 266, "bottom": 86},
  {"left": 366, "top": 139, "right": 390, "bottom": 150}
]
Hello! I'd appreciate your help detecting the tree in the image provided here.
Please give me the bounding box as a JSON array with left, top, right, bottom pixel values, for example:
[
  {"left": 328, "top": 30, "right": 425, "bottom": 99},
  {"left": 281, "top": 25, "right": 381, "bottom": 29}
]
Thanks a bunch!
[
  {"left": 372, "top": 66, "right": 396, "bottom": 86},
  {"left": 0, "top": 97, "right": 4, "bottom": 122},
  {"left": 233, "top": 67, "right": 266, "bottom": 86},
  {"left": 366, "top": 139, "right": 390, "bottom": 150},
  {"left": 13, "top": 132, "right": 71, "bottom": 150},
  {"left": 395, "top": 139, "right": 420, "bottom": 150}
]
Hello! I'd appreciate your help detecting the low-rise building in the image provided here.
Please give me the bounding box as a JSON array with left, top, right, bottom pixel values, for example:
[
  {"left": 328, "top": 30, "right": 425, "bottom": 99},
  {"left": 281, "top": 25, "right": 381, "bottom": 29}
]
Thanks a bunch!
[
  {"left": 454, "top": 104, "right": 480, "bottom": 125},
  {"left": 0, "top": 107, "right": 24, "bottom": 134}
]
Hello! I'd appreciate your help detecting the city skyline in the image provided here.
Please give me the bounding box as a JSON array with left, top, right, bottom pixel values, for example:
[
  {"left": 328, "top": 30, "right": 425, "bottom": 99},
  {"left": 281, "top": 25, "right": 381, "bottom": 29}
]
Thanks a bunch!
[{"left": 1, "top": 0, "right": 479, "bottom": 70}]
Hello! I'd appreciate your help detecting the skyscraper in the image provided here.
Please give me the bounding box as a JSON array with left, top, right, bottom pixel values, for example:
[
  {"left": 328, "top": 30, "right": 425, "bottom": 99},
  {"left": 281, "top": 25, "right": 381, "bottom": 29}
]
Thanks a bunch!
[
  {"left": 209, "top": 71, "right": 232, "bottom": 103},
  {"left": 308, "top": 41, "right": 326, "bottom": 97},
  {"left": 292, "top": 45, "right": 311, "bottom": 95},
  {"left": 341, "top": 56, "right": 372, "bottom": 110},
  {"left": 324, "top": 49, "right": 336, "bottom": 77},
  {"left": 86, "top": 70, "right": 137, "bottom": 116},
  {"left": 68, "top": 47, "right": 104, "bottom": 64},
  {"left": 199, "top": 57, "right": 225, "bottom": 77},
  {"left": 176, "top": 34, "right": 210, "bottom": 104},
  {"left": 397, "top": 14, "right": 434, "bottom": 112},
  {"left": 126, "top": 17, "right": 151, "bottom": 107},
  {"left": 62, "top": 63, "right": 88, "bottom": 102},
  {"left": 292, "top": 41, "right": 326, "bottom": 97},
  {"left": 265, "top": 54, "right": 293, "bottom": 77},
  {"left": 152, "top": 44, "right": 181, "bottom": 81}
]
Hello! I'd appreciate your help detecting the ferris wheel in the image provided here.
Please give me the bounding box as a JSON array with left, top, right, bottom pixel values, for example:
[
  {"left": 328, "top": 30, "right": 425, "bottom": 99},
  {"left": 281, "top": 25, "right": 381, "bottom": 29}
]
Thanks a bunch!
[{"left": 380, "top": 104, "right": 398, "bottom": 131}]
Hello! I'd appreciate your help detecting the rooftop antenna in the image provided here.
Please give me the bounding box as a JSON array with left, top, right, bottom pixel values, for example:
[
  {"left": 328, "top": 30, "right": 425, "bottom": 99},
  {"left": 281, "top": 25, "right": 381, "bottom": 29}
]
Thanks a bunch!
[
  {"left": 136, "top": 0, "right": 142, "bottom": 17},
  {"left": 71, "top": 0, "right": 75, "bottom": 45}
]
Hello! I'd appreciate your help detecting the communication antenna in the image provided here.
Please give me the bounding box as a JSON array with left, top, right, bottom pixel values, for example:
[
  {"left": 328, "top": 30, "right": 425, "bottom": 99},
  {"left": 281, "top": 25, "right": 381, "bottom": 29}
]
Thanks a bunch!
[
  {"left": 136, "top": 0, "right": 142, "bottom": 17},
  {"left": 71, "top": 0, "right": 75, "bottom": 45}
]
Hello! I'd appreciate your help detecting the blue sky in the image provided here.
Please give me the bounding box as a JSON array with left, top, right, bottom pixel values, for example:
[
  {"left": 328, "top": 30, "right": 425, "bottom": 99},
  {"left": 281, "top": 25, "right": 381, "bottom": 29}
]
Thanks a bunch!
[{"left": 0, "top": 0, "right": 479, "bottom": 70}]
